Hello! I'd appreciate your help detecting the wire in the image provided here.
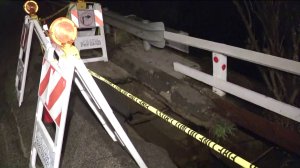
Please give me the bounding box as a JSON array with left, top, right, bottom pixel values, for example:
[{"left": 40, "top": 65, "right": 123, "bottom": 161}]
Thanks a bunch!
[{"left": 39, "top": 3, "right": 74, "bottom": 22}]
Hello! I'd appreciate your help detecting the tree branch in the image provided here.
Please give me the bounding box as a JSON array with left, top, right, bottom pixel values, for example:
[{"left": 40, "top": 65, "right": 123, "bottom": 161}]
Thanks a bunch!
[{"left": 233, "top": 1, "right": 259, "bottom": 50}]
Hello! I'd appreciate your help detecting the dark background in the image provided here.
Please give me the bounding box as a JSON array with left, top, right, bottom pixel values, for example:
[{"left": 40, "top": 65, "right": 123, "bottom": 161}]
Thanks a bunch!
[
  {"left": 0, "top": 0, "right": 248, "bottom": 48},
  {"left": 101, "top": 1, "right": 247, "bottom": 47},
  {"left": 99, "top": 1, "right": 256, "bottom": 79}
]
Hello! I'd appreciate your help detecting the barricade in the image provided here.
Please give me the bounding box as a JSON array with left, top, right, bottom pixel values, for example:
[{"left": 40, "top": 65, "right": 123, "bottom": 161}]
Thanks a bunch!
[
  {"left": 27, "top": 15, "right": 147, "bottom": 168},
  {"left": 68, "top": 1, "right": 108, "bottom": 63},
  {"left": 29, "top": 45, "right": 74, "bottom": 168}
]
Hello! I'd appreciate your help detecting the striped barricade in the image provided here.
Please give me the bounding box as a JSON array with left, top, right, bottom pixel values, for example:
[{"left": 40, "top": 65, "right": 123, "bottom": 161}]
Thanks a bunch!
[
  {"left": 28, "top": 16, "right": 146, "bottom": 167},
  {"left": 69, "top": 2, "right": 108, "bottom": 63},
  {"left": 29, "top": 47, "right": 75, "bottom": 168},
  {"left": 30, "top": 47, "right": 147, "bottom": 168}
]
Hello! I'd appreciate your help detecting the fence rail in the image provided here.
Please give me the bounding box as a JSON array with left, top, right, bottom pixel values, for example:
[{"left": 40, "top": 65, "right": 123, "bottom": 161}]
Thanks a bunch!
[
  {"left": 174, "top": 62, "right": 300, "bottom": 122},
  {"left": 165, "top": 31, "right": 300, "bottom": 76},
  {"left": 167, "top": 31, "right": 300, "bottom": 123}
]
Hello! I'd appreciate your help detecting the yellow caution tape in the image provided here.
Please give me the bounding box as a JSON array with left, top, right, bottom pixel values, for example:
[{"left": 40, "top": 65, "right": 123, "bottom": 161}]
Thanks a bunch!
[{"left": 88, "top": 69, "right": 258, "bottom": 168}]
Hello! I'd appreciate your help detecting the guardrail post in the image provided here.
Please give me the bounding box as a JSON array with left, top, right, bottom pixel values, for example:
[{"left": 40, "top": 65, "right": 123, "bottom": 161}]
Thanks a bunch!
[
  {"left": 212, "top": 52, "right": 227, "bottom": 96},
  {"left": 142, "top": 20, "right": 151, "bottom": 51}
]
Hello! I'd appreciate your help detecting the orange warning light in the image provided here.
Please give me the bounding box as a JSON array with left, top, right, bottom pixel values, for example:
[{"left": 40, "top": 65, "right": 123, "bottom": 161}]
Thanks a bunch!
[
  {"left": 23, "top": 0, "right": 39, "bottom": 15},
  {"left": 49, "top": 17, "right": 77, "bottom": 47}
]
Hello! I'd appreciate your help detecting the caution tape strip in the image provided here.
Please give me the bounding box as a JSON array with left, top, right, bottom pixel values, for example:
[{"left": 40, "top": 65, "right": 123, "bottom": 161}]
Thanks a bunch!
[{"left": 88, "top": 69, "right": 258, "bottom": 168}]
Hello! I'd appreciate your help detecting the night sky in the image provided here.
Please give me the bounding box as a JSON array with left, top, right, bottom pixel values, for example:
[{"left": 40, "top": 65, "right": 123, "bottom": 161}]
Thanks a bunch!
[
  {"left": 101, "top": 1, "right": 247, "bottom": 47},
  {"left": 0, "top": 1, "right": 247, "bottom": 51}
]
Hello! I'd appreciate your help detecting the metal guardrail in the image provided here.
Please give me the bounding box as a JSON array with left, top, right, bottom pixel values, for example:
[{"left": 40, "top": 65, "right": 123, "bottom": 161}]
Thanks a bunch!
[
  {"left": 103, "top": 9, "right": 165, "bottom": 48},
  {"left": 103, "top": 9, "right": 191, "bottom": 52},
  {"left": 103, "top": 9, "right": 300, "bottom": 76},
  {"left": 102, "top": 9, "right": 300, "bottom": 122}
]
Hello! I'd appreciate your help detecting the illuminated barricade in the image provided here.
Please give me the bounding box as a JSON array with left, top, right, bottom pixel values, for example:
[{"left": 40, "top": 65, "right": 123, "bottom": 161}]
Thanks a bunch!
[{"left": 28, "top": 16, "right": 147, "bottom": 168}]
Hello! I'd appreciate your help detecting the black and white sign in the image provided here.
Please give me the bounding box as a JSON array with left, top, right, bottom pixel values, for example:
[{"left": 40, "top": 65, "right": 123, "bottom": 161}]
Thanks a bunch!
[{"left": 75, "top": 36, "right": 102, "bottom": 50}]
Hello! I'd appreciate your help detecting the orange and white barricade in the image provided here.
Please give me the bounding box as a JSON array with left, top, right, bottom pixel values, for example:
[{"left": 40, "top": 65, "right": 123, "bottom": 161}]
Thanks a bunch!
[
  {"left": 29, "top": 17, "right": 147, "bottom": 168},
  {"left": 29, "top": 47, "right": 75, "bottom": 168},
  {"left": 68, "top": 2, "right": 108, "bottom": 63}
]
